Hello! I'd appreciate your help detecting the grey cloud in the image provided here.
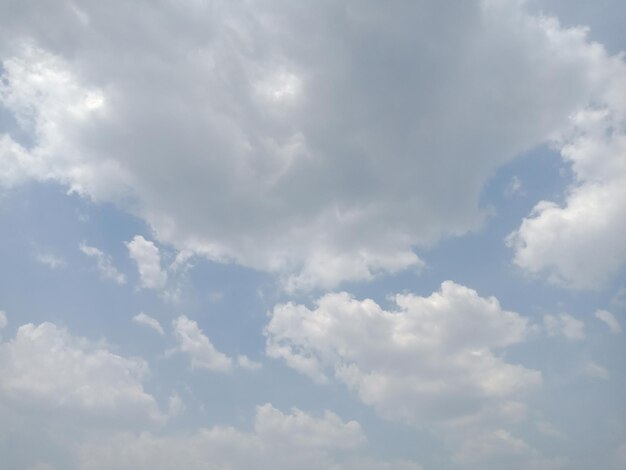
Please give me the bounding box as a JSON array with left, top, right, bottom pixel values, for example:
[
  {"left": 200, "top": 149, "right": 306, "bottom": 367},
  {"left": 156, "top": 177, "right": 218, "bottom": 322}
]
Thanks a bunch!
[{"left": 0, "top": 1, "right": 620, "bottom": 288}]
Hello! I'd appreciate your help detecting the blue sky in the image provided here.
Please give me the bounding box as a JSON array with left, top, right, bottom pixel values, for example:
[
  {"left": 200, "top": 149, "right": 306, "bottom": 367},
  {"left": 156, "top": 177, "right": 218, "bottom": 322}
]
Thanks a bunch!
[{"left": 1, "top": 1, "right": 625, "bottom": 469}]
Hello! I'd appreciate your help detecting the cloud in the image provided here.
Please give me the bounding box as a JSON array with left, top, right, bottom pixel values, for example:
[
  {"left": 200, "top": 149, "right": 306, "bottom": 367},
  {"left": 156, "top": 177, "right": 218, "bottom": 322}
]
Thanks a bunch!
[
  {"left": 508, "top": 57, "right": 626, "bottom": 289},
  {"left": 126, "top": 235, "right": 167, "bottom": 290},
  {"left": 453, "top": 429, "right": 531, "bottom": 464},
  {"left": 133, "top": 312, "right": 165, "bottom": 336},
  {"left": 79, "top": 242, "right": 126, "bottom": 284},
  {"left": 172, "top": 316, "right": 262, "bottom": 373},
  {"left": 542, "top": 314, "right": 585, "bottom": 340},
  {"left": 594, "top": 309, "right": 622, "bottom": 333},
  {"left": 0, "top": 1, "right": 621, "bottom": 288},
  {"left": 254, "top": 403, "right": 365, "bottom": 452},
  {"left": 0, "top": 321, "right": 163, "bottom": 425},
  {"left": 265, "top": 281, "right": 541, "bottom": 427},
  {"left": 172, "top": 315, "right": 233, "bottom": 372},
  {"left": 0, "top": 310, "right": 6, "bottom": 330},
  {"left": 237, "top": 355, "right": 262, "bottom": 370},
  {"left": 76, "top": 403, "right": 374, "bottom": 470},
  {"left": 35, "top": 253, "right": 66, "bottom": 269}
]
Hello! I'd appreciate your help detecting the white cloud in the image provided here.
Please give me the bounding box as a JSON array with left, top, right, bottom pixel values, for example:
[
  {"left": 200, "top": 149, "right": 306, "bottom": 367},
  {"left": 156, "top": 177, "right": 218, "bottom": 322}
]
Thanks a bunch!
[
  {"left": 133, "top": 312, "right": 165, "bottom": 336},
  {"left": 265, "top": 281, "right": 541, "bottom": 427},
  {"left": 282, "top": 251, "right": 424, "bottom": 293},
  {"left": 0, "top": 43, "right": 126, "bottom": 202},
  {"left": 126, "top": 235, "right": 167, "bottom": 290},
  {"left": 172, "top": 317, "right": 262, "bottom": 373},
  {"left": 254, "top": 403, "right": 365, "bottom": 451},
  {"left": 0, "top": 321, "right": 163, "bottom": 425},
  {"left": 508, "top": 56, "right": 626, "bottom": 289},
  {"left": 172, "top": 315, "right": 232, "bottom": 372},
  {"left": 79, "top": 242, "right": 126, "bottom": 285},
  {"left": 594, "top": 309, "right": 622, "bottom": 333},
  {"left": 0, "top": 1, "right": 621, "bottom": 288},
  {"left": 0, "top": 310, "right": 6, "bottom": 330},
  {"left": 237, "top": 355, "right": 262, "bottom": 370},
  {"left": 76, "top": 403, "right": 371, "bottom": 470},
  {"left": 35, "top": 253, "right": 66, "bottom": 269},
  {"left": 543, "top": 314, "right": 585, "bottom": 340}
]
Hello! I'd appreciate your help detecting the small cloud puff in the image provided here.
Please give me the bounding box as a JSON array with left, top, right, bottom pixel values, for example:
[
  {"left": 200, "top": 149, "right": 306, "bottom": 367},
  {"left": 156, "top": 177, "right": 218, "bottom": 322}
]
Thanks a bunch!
[
  {"left": 543, "top": 314, "right": 585, "bottom": 341},
  {"left": 594, "top": 309, "right": 622, "bottom": 334},
  {"left": 36, "top": 252, "right": 66, "bottom": 269},
  {"left": 126, "top": 235, "right": 167, "bottom": 289},
  {"left": 133, "top": 313, "right": 165, "bottom": 336}
]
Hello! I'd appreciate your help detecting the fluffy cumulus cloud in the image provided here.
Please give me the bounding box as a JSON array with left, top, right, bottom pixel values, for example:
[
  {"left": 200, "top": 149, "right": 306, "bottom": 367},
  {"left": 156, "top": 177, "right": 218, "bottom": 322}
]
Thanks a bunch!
[
  {"left": 0, "top": 321, "right": 163, "bottom": 425},
  {"left": 508, "top": 54, "right": 626, "bottom": 289},
  {"left": 75, "top": 403, "right": 398, "bottom": 470},
  {"left": 126, "top": 235, "right": 167, "bottom": 290},
  {"left": 0, "top": 318, "right": 406, "bottom": 469},
  {"left": 0, "top": 0, "right": 622, "bottom": 288},
  {"left": 0, "top": 310, "right": 6, "bottom": 330},
  {"left": 265, "top": 281, "right": 541, "bottom": 428}
]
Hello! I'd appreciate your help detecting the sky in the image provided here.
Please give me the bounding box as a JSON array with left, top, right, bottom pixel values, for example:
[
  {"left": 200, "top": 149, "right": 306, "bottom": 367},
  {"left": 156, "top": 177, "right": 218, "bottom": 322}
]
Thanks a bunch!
[{"left": 0, "top": 1, "right": 625, "bottom": 469}]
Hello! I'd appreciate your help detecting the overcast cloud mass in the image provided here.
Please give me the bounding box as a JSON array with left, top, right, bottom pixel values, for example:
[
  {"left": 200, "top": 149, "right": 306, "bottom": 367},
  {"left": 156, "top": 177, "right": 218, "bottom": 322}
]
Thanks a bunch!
[{"left": 0, "top": 0, "right": 625, "bottom": 468}]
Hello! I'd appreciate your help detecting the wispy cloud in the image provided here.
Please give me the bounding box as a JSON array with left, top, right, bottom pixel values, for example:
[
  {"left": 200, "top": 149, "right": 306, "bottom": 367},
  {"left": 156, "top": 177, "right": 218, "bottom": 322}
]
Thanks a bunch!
[{"left": 79, "top": 242, "right": 126, "bottom": 284}]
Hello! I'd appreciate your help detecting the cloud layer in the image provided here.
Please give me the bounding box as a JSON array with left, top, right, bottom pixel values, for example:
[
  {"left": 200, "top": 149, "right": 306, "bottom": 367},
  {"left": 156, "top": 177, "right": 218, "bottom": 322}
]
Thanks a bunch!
[{"left": 1, "top": 0, "right": 622, "bottom": 288}]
